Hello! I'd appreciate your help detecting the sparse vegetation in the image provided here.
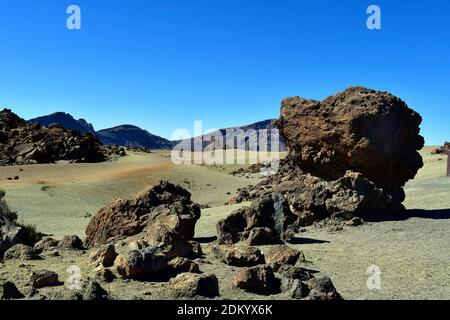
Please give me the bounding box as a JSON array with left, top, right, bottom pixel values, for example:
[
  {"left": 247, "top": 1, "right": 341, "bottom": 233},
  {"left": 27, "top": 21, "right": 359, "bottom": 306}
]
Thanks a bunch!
[{"left": 0, "top": 189, "right": 42, "bottom": 246}]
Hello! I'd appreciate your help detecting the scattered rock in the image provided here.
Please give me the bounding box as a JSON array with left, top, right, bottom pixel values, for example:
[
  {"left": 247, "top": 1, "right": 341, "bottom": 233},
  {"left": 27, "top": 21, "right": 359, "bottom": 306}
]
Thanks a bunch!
[
  {"left": 167, "top": 257, "right": 200, "bottom": 275},
  {"left": 277, "top": 265, "right": 314, "bottom": 281},
  {"left": 264, "top": 245, "right": 304, "bottom": 271},
  {"left": 304, "top": 276, "right": 342, "bottom": 300},
  {"left": 280, "top": 278, "right": 310, "bottom": 299},
  {"left": 30, "top": 270, "right": 62, "bottom": 288},
  {"left": 4, "top": 244, "right": 41, "bottom": 261},
  {"left": 212, "top": 245, "right": 265, "bottom": 267},
  {"left": 246, "top": 227, "right": 277, "bottom": 246},
  {"left": 114, "top": 246, "right": 168, "bottom": 280},
  {"left": 169, "top": 273, "right": 219, "bottom": 298},
  {"left": 142, "top": 224, "right": 193, "bottom": 260},
  {"left": 59, "top": 235, "right": 84, "bottom": 250},
  {"left": 233, "top": 266, "right": 279, "bottom": 295},
  {"left": 82, "top": 279, "right": 109, "bottom": 300},
  {"left": 0, "top": 281, "right": 25, "bottom": 300},
  {"left": 34, "top": 237, "right": 59, "bottom": 251},
  {"left": 49, "top": 278, "right": 109, "bottom": 300}
]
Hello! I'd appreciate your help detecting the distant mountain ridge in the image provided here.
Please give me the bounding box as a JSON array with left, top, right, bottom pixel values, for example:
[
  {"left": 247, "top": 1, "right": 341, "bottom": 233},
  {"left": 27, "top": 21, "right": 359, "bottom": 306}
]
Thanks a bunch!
[
  {"left": 97, "top": 125, "right": 174, "bottom": 149},
  {"left": 29, "top": 112, "right": 96, "bottom": 135},
  {"left": 178, "top": 119, "right": 287, "bottom": 151},
  {"left": 29, "top": 112, "right": 285, "bottom": 151}
]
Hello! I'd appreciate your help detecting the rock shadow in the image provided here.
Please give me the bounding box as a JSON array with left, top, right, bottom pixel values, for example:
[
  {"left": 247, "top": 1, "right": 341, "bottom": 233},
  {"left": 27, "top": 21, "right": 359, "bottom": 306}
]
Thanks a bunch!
[
  {"left": 407, "top": 209, "right": 450, "bottom": 220},
  {"left": 287, "top": 237, "right": 330, "bottom": 245}
]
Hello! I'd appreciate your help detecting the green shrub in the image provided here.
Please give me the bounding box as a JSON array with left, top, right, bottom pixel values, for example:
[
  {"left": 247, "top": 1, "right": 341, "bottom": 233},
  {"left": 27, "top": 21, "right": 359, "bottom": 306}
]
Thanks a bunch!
[
  {"left": 17, "top": 222, "right": 42, "bottom": 246},
  {"left": 0, "top": 189, "right": 18, "bottom": 223},
  {"left": 1, "top": 189, "right": 42, "bottom": 245}
]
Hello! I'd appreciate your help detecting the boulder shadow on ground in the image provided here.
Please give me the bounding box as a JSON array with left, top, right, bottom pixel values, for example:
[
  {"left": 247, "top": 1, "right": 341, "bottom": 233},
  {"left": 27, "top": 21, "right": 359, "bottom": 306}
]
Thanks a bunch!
[
  {"left": 194, "top": 236, "right": 217, "bottom": 244},
  {"left": 408, "top": 209, "right": 450, "bottom": 220},
  {"left": 287, "top": 237, "right": 330, "bottom": 245}
]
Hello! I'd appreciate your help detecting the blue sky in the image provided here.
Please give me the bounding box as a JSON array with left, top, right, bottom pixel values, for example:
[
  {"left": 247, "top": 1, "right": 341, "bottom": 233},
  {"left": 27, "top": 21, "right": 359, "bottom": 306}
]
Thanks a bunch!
[{"left": 0, "top": 0, "right": 448, "bottom": 144}]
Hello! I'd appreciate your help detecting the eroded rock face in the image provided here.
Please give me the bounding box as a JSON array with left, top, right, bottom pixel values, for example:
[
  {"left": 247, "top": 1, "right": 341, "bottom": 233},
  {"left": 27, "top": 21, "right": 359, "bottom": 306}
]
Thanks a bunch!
[
  {"left": 85, "top": 181, "right": 201, "bottom": 247},
  {"left": 276, "top": 87, "right": 424, "bottom": 202}
]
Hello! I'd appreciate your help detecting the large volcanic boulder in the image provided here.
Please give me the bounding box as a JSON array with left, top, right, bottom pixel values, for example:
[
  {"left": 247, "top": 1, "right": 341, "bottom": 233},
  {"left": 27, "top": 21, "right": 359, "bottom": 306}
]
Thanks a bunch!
[
  {"left": 276, "top": 87, "right": 424, "bottom": 202},
  {"left": 85, "top": 181, "right": 201, "bottom": 247},
  {"left": 220, "top": 87, "right": 424, "bottom": 242}
]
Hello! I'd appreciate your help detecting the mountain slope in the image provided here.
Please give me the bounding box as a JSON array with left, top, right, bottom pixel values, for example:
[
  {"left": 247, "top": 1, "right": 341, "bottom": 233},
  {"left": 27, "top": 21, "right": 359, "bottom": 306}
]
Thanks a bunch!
[
  {"left": 97, "top": 125, "right": 174, "bottom": 149},
  {"left": 177, "top": 119, "right": 287, "bottom": 151},
  {"left": 29, "top": 112, "right": 96, "bottom": 135}
]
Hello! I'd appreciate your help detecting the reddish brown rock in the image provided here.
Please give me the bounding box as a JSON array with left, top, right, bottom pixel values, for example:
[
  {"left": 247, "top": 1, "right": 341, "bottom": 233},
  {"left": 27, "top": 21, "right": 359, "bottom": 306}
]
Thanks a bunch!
[
  {"left": 85, "top": 181, "right": 201, "bottom": 247},
  {"left": 90, "top": 244, "right": 118, "bottom": 268},
  {"left": 233, "top": 265, "right": 279, "bottom": 295},
  {"left": 142, "top": 224, "right": 193, "bottom": 260},
  {"left": 304, "top": 276, "right": 342, "bottom": 300},
  {"left": 167, "top": 257, "right": 200, "bottom": 275},
  {"left": 276, "top": 87, "right": 424, "bottom": 202},
  {"left": 264, "top": 245, "right": 304, "bottom": 271},
  {"left": 168, "top": 273, "right": 219, "bottom": 298},
  {"left": 114, "top": 246, "right": 168, "bottom": 279},
  {"left": 211, "top": 245, "right": 265, "bottom": 267}
]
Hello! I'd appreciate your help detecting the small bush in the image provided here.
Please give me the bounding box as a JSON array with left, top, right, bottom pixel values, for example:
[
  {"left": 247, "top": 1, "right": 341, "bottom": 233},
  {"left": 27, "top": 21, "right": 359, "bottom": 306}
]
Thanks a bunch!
[
  {"left": 0, "top": 189, "right": 18, "bottom": 223},
  {"left": 17, "top": 222, "right": 42, "bottom": 246},
  {"left": 1, "top": 189, "right": 42, "bottom": 245}
]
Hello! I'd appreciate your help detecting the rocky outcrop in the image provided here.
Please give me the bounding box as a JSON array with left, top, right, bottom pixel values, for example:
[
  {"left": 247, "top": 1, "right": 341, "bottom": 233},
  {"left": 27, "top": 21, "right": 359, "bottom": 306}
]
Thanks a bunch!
[
  {"left": 221, "top": 87, "right": 423, "bottom": 241},
  {"left": 85, "top": 181, "right": 201, "bottom": 247},
  {"left": 0, "top": 109, "right": 125, "bottom": 166},
  {"left": 276, "top": 87, "right": 424, "bottom": 202}
]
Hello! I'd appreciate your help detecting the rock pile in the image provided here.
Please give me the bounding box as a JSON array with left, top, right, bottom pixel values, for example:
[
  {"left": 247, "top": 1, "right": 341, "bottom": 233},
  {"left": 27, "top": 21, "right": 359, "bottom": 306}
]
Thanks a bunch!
[
  {"left": 221, "top": 87, "right": 424, "bottom": 241},
  {"left": 0, "top": 108, "right": 125, "bottom": 166},
  {"left": 84, "top": 181, "right": 217, "bottom": 297},
  {"left": 85, "top": 180, "right": 201, "bottom": 247},
  {"left": 431, "top": 141, "right": 450, "bottom": 155}
]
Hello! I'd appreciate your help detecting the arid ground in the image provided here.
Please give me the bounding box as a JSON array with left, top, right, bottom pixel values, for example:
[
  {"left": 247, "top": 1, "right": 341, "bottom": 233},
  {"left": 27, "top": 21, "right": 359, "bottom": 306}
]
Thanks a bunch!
[{"left": 1, "top": 147, "right": 449, "bottom": 300}]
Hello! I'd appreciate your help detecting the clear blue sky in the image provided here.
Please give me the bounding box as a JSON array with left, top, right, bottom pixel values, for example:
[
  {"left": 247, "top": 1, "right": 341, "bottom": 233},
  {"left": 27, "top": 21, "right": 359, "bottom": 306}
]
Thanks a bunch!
[{"left": 0, "top": 0, "right": 448, "bottom": 144}]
